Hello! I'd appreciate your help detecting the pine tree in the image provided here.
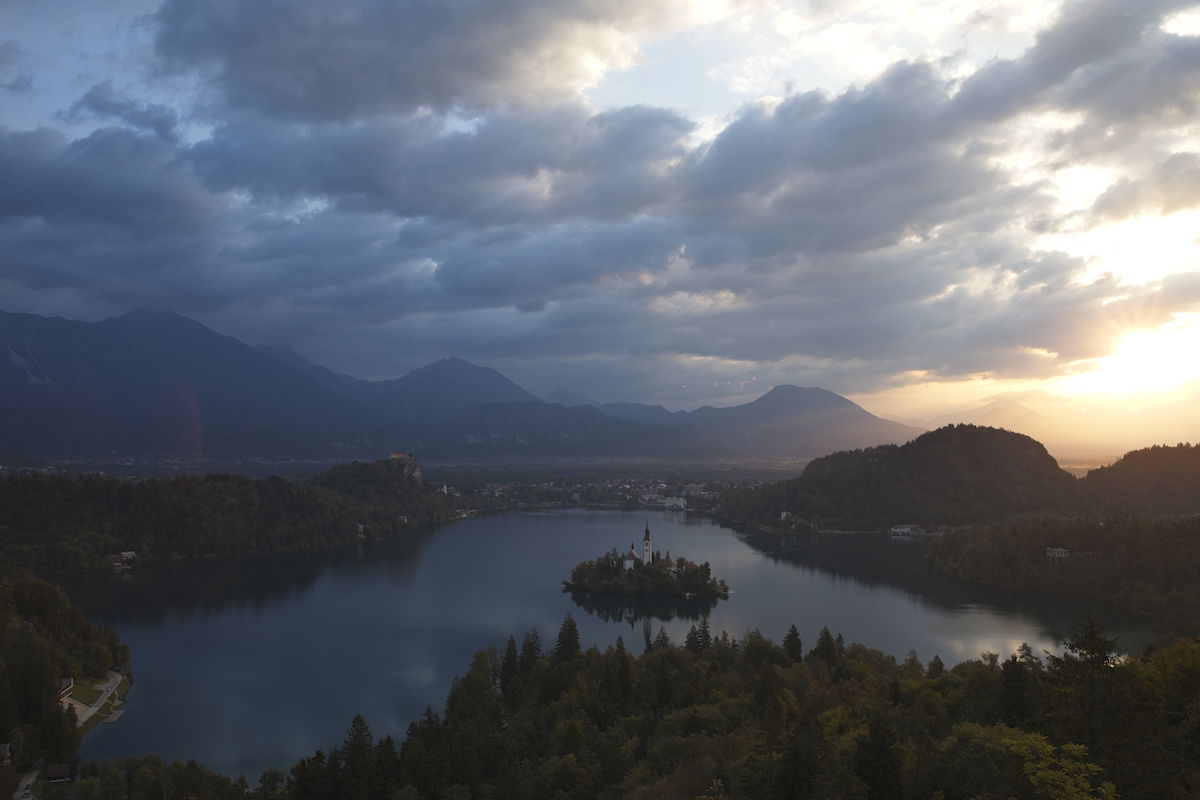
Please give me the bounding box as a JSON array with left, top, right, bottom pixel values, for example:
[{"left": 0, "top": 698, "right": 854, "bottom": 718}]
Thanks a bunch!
[
  {"left": 810, "top": 626, "right": 838, "bottom": 670},
  {"left": 552, "top": 613, "right": 581, "bottom": 664},
  {"left": 927, "top": 654, "right": 945, "bottom": 678},
  {"left": 783, "top": 624, "right": 803, "bottom": 662},
  {"left": 697, "top": 616, "right": 712, "bottom": 649},
  {"left": 519, "top": 629, "right": 543, "bottom": 674},
  {"left": 500, "top": 635, "right": 518, "bottom": 693},
  {"left": 654, "top": 627, "right": 671, "bottom": 649}
]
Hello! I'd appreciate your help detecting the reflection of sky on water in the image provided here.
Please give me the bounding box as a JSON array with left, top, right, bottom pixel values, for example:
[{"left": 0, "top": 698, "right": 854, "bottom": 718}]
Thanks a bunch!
[{"left": 66, "top": 509, "right": 1147, "bottom": 778}]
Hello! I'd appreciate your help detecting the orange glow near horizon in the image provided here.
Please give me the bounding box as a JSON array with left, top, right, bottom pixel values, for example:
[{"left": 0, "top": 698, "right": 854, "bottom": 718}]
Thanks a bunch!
[{"left": 1052, "top": 314, "right": 1200, "bottom": 396}]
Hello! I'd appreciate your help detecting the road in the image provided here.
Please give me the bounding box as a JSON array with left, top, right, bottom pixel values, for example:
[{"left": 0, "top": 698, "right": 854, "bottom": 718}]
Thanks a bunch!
[
  {"left": 9, "top": 671, "right": 125, "bottom": 799},
  {"left": 67, "top": 670, "right": 122, "bottom": 727}
]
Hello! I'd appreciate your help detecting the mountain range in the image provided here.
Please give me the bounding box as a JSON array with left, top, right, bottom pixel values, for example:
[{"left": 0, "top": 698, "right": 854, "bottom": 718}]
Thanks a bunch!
[{"left": 0, "top": 309, "right": 922, "bottom": 463}]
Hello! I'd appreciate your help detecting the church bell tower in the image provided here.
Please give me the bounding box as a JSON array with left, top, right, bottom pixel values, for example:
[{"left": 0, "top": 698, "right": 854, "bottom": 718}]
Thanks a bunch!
[{"left": 643, "top": 523, "right": 652, "bottom": 564}]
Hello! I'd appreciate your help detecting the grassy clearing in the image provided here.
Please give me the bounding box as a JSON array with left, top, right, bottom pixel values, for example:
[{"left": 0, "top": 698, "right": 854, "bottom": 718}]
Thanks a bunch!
[
  {"left": 78, "top": 675, "right": 130, "bottom": 736},
  {"left": 70, "top": 680, "right": 103, "bottom": 706}
]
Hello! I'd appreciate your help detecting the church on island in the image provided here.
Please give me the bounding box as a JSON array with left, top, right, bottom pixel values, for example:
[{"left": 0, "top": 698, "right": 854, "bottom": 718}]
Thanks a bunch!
[
  {"left": 563, "top": 524, "right": 730, "bottom": 599},
  {"left": 622, "top": 524, "right": 676, "bottom": 573}
]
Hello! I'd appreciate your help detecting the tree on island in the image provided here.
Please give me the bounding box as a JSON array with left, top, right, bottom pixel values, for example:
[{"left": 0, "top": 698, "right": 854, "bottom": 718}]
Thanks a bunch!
[{"left": 563, "top": 545, "right": 730, "bottom": 599}]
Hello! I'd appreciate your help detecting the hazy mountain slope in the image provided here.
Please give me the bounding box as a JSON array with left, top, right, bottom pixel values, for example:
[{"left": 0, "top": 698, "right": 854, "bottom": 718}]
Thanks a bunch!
[
  {"left": 0, "top": 310, "right": 375, "bottom": 457},
  {"left": 255, "top": 344, "right": 363, "bottom": 395},
  {"left": 369, "top": 357, "right": 544, "bottom": 422},
  {"left": 0, "top": 308, "right": 923, "bottom": 463},
  {"left": 545, "top": 387, "right": 597, "bottom": 407},
  {"left": 679, "top": 385, "right": 922, "bottom": 458},
  {"left": 255, "top": 347, "right": 543, "bottom": 424},
  {"left": 597, "top": 402, "right": 687, "bottom": 426},
  {"left": 398, "top": 402, "right": 671, "bottom": 457}
]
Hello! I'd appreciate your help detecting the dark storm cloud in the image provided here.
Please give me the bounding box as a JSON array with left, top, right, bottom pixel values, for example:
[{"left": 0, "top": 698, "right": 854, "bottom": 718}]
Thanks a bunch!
[
  {"left": 154, "top": 0, "right": 683, "bottom": 118},
  {"left": 0, "top": 127, "right": 213, "bottom": 237},
  {"left": 66, "top": 82, "right": 179, "bottom": 140},
  {"left": 3, "top": 0, "right": 1199, "bottom": 403},
  {"left": 187, "top": 103, "right": 692, "bottom": 225}
]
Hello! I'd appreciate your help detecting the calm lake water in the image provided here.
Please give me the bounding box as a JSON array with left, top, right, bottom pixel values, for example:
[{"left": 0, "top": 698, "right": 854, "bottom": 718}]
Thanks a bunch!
[{"left": 64, "top": 509, "right": 1143, "bottom": 778}]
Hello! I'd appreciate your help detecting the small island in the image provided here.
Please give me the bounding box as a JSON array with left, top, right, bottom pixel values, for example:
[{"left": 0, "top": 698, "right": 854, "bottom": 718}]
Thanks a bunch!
[{"left": 562, "top": 524, "right": 730, "bottom": 599}]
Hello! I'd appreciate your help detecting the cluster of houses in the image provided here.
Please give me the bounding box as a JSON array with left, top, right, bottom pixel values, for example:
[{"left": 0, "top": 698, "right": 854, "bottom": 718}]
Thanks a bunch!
[
  {"left": 109, "top": 550, "right": 136, "bottom": 571},
  {"left": 1045, "top": 547, "right": 1100, "bottom": 562}
]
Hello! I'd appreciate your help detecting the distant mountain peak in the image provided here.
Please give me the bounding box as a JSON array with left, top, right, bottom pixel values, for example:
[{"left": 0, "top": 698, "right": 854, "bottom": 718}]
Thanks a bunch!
[{"left": 545, "top": 387, "right": 598, "bottom": 407}]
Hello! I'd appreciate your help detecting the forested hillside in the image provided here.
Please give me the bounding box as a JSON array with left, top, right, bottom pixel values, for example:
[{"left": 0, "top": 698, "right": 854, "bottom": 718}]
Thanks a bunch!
[
  {"left": 0, "top": 567, "right": 129, "bottom": 790},
  {"left": 0, "top": 458, "right": 452, "bottom": 575},
  {"left": 722, "top": 426, "right": 1200, "bottom": 529},
  {"left": 722, "top": 425, "right": 1081, "bottom": 528},
  {"left": 40, "top": 618, "right": 1200, "bottom": 800},
  {"left": 1081, "top": 443, "right": 1200, "bottom": 514},
  {"left": 928, "top": 515, "right": 1200, "bottom": 636}
]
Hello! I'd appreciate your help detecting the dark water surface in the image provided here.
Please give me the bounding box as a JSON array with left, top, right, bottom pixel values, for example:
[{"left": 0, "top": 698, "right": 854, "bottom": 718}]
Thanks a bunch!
[{"left": 64, "top": 509, "right": 1143, "bottom": 777}]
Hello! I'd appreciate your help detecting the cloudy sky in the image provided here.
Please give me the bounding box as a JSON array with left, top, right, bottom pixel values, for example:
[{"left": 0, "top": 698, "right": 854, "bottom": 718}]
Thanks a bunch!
[{"left": 3, "top": 0, "right": 1200, "bottom": 446}]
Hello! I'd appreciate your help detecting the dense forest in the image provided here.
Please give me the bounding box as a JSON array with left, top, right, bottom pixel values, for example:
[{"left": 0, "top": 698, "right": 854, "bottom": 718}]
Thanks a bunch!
[
  {"left": 37, "top": 616, "right": 1200, "bottom": 800},
  {"left": 928, "top": 515, "right": 1200, "bottom": 636},
  {"left": 563, "top": 549, "right": 730, "bottom": 598},
  {"left": 0, "top": 458, "right": 453, "bottom": 575},
  {"left": 0, "top": 566, "right": 129, "bottom": 793},
  {"left": 720, "top": 426, "right": 1200, "bottom": 529}
]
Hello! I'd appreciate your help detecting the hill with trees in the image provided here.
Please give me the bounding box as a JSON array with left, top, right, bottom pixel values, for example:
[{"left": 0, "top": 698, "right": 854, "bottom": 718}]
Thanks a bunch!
[
  {"left": 1080, "top": 443, "right": 1200, "bottom": 514},
  {"left": 0, "top": 457, "right": 452, "bottom": 576},
  {"left": 722, "top": 424, "right": 1082, "bottom": 529},
  {"left": 928, "top": 514, "right": 1200, "bottom": 636}
]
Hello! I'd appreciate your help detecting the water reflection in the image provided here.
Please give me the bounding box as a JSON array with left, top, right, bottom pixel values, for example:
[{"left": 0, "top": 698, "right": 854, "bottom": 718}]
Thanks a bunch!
[
  {"left": 61, "top": 509, "right": 1150, "bottom": 778},
  {"left": 732, "top": 529, "right": 1139, "bottom": 651},
  {"left": 63, "top": 532, "right": 434, "bottom": 626},
  {"left": 566, "top": 587, "right": 718, "bottom": 624}
]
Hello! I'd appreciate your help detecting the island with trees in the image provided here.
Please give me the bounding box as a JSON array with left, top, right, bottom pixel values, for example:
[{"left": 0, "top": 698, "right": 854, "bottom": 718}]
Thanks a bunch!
[{"left": 562, "top": 524, "right": 730, "bottom": 600}]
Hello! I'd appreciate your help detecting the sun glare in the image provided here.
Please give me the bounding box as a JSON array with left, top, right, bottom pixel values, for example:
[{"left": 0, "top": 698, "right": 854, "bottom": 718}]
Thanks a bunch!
[
  {"left": 1039, "top": 210, "right": 1200, "bottom": 286},
  {"left": 1055, "top": 314, "right": 1200, "bottom": 396}
]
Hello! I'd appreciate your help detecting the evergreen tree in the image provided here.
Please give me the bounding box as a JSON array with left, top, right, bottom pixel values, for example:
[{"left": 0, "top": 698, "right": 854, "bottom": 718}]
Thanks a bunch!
[
  {"left": 927, "top": 654, "right": 945, "bottom": 678},
  {"left": 552, "top": 614, "right": 580, "bottom": 664},
  {"left": 809, "top": 626, "right": 838, "bottom": 670},
  {"left": 654, "top": 627, "right": 671, "bottom": 649},
  {"left": 518, "top": 629, "right": 542, "bottom": 674},
  {"left": 499, "top": 635, "right": 519, "bottom": 693},
  {"left": 783, "top": 624, "right": 803, "bottom": 662}
]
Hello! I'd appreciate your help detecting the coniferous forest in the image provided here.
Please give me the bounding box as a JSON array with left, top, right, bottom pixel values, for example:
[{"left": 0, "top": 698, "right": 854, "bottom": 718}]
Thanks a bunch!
[{"left": 34, "top": 614, "right": 1200, "bottom": 800}]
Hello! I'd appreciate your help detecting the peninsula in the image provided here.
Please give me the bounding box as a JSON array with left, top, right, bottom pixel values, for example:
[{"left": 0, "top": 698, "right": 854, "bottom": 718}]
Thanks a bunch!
[{"left": 562, "top": 524, "right": 730, "bottom": 599}]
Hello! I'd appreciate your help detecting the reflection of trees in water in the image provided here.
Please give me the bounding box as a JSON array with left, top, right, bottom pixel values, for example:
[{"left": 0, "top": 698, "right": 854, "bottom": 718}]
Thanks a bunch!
[
  {"left": 60, "top": 531, "right": 434, "bottom": 626},
  {"left": 735, "top": 530, "right": 1142, "bottom": 649},
  {"left": 567, "top": 588, "right": 717, "bottom": 626}
]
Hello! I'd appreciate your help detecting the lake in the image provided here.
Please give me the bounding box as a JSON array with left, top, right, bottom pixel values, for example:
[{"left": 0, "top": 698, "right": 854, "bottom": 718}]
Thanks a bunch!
[{"left": 63, "top": 508, "right": 1142, "bottom": 778}]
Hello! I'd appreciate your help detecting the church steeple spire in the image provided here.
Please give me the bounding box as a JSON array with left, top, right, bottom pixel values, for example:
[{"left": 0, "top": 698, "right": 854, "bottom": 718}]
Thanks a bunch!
[{"left": 643, "top": 523, "right": 652, "bottom": 563}]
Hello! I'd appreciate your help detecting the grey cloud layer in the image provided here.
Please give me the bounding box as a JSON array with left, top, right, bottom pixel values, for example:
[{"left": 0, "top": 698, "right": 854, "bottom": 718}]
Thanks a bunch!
[
  {"left": 154, "top": 0, "right": 689, "bottom": 117},
  {"left": 2, "top": 0, "right": 1199, "bottom": 405}
]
